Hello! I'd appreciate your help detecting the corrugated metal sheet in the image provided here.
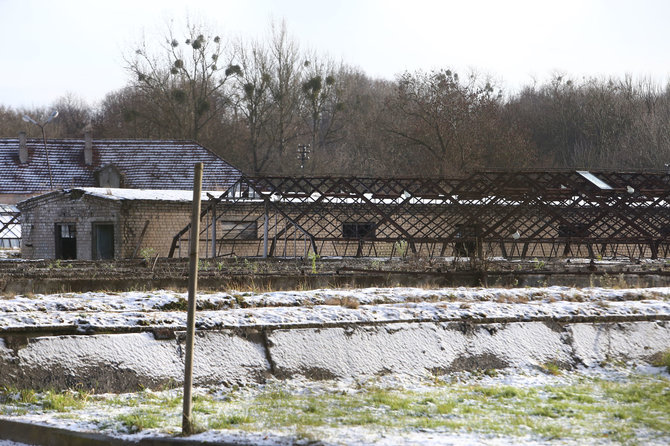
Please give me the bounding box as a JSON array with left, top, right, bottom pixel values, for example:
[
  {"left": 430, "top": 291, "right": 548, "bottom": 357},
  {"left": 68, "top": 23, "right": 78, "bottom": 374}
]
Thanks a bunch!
[
  {"left": 0, "top": 138, "right": 242, "bottom": 194},
  {"left": 68, "top": 188, "right": 224, "bottom": 202},
  {"left": 577, "top": 171, "right": 613, "bottom": 190}
]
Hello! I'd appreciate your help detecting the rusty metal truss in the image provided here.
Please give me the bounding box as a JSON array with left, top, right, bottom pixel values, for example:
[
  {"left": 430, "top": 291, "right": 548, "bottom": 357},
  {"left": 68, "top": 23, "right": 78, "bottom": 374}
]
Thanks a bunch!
[{"left": 168, "top": 170, "right": 670, "bottom": 260}]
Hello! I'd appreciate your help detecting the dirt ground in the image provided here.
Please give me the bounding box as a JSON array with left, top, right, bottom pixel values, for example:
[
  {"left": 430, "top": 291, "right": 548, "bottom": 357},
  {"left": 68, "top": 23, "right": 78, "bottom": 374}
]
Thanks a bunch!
[{"left": 1, "top": 256, "right": 670, "bottom": 294}]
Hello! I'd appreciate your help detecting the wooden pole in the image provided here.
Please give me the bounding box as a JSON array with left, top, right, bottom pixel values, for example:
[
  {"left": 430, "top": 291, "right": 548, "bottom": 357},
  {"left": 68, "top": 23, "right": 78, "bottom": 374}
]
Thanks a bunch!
[
  {"left": 263, "top": 200, "right": 269, "bottom": 258},
  {"left": 211, "top": 201, "right": 217, "bottom": 258},
  {"left": 182, "top": 162, "right": 203, "bottom": 435}
]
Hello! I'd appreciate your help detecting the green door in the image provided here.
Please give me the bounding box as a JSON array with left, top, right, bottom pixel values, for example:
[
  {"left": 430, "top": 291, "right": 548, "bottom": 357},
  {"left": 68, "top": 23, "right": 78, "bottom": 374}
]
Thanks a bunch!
[{"left": 94, "top": 224, "right": 115, "bottom": 260}]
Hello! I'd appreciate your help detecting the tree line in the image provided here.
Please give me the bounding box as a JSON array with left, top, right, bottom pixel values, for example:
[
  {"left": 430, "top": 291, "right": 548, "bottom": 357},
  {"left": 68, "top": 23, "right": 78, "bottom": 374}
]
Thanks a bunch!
[{"left": 2, "top": 22, "right": 670, "bottom": 177}]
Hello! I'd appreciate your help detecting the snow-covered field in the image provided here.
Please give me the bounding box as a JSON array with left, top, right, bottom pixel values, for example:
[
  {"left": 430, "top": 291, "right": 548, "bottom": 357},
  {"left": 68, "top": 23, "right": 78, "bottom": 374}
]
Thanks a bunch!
[
  {"left": 1, "top": 286, "right": 669, "bottom": 331},
  {"left": 1, "top": 286, "right": 669, "bottom": 445},
  {"left": 1, "top": 365, "right": 669, "bottom": 445}
]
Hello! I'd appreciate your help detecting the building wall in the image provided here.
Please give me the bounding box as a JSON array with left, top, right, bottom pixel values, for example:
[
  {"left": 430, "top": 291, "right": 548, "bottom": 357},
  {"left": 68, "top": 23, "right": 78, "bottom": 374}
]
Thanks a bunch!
[
  {"left": 120, "top": 201, "right": 192, "bottom": 258},
  {"left": 20, "top": 192, "right": 667, "bottom": 261},
  {"left": 19, "top": 194, "right": 198, "bottom": 260},
  {"left": 20, "top": 193, "right": 122, "bottom": 260},
  {"left": 205, "top": 200, "right": 669, "bottom": 259}
]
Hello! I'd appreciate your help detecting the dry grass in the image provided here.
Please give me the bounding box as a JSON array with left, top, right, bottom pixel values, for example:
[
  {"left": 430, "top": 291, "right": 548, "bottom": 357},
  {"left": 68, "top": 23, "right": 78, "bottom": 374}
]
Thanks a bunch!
[{"left": 323, "top": 296, "right": 360, "bottom": 309}]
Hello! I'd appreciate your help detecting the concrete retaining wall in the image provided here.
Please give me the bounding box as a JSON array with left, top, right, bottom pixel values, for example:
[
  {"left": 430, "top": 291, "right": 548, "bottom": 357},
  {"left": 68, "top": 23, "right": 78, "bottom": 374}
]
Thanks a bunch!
[{"left": 1, "top": 319, "right": 668, "bottom": 392}]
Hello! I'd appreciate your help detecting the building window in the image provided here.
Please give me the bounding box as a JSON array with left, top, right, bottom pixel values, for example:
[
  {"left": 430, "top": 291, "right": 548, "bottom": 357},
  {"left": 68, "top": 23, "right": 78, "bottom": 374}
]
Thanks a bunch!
[
  {"left": 342, "top": 222, "right": 376, "bottom": 239},
  {"left": 220, "top": 221, "right": 257, "bottom": 240},
  {"left": 55, "top": 223, "right": 77, "bottom": 259},
  {"left": 557, "top": 223, "right": 589, "bottom": 238}
]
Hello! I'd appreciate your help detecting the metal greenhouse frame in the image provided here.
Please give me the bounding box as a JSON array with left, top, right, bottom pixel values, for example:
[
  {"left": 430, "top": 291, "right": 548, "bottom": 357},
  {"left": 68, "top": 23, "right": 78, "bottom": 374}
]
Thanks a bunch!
[{"left": 169, "top": 170, "right": 670, "bottom": 260}]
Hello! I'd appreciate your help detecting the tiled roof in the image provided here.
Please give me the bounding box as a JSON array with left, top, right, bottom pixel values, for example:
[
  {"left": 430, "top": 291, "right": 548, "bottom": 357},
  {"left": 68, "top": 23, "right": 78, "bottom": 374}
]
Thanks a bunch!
[{"left": 0, "top": 138, "right": 242, "bottom": 194}]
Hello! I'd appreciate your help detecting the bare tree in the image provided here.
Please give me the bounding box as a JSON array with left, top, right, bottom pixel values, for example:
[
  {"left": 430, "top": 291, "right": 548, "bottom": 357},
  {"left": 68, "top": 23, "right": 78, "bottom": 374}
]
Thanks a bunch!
[
  {"left": 265, "top": 21, "right": 304, "bottom": 171},
  {"left": 125, "top": 22, "right": 239, "bottom": 141},
  {"left": 50, "top": 93, "right": 92, "bottom": 137},
  {"left": 385, "top": 69, "right": 497, "bottom": 176},
  {"left": 230, "top": 37, "right": 276, "bottom": 173},
  {"left": 300, "top": 56, "right": 344, "bottom": 151}
]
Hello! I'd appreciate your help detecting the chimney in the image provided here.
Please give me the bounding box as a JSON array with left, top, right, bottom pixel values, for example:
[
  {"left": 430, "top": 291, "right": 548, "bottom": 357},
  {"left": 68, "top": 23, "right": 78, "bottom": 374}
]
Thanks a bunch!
[
  {"left": 19, "top": 131, "right": 28, "bottom": 164},
  {"left": 84, "top": 131, "right": 93, "bottom": 165}
]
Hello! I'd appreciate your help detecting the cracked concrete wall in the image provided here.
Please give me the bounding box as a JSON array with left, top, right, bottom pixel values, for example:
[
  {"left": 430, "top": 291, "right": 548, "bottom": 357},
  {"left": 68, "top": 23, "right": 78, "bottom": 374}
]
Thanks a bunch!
[{"left": 0, "top": 320, "right": 668, "bottom": 392}]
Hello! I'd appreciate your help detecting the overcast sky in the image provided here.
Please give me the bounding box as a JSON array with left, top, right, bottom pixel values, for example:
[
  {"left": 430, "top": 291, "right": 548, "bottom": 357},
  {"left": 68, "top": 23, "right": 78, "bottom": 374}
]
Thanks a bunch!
[{"left": 1, "top": 0, "right": 670, "bottom": 109}]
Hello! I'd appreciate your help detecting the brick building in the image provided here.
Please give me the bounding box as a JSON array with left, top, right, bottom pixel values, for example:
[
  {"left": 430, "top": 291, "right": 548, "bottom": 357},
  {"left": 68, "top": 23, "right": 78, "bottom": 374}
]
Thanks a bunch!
[
  {"left": 18, "top": 188, "right": 214, "bottom": 260},
  {"left": 1, "top": 133, "right": 242, "bottom": 254}
]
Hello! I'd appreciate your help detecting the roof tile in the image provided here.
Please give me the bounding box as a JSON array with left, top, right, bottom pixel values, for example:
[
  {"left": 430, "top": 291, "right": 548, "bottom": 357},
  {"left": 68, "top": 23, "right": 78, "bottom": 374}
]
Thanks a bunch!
[{"left": 0, "top": 138, "right": 242, "bottom": 193}]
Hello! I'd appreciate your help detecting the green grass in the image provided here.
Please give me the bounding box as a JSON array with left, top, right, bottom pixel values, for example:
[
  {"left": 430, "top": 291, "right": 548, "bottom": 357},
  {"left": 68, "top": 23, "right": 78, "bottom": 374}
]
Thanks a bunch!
[
  {"left": 115, "top": 408, "right": 163, "bottom": 433},
  {"left": 208, "top": 412, "right": 255, "bottom": 429},
  {"left": 41, "top": 389, "right": 90, "bottom": 412},
  {"left": 1, "top": 372, "right": 669, "bottom": 444},
  {"left": 540, "top": 362, "right": 562, "bottom": 376}
]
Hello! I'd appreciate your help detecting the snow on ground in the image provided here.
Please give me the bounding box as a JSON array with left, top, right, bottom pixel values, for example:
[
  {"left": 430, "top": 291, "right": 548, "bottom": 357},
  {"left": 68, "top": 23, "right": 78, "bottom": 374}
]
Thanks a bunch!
[
  {"left": 1, "top": 286, "right": 669, "bottom": 332},
  {"left": 0, "top": 248, "right": 19, "bottom": 259},
  {"left": 1, "top": 286, "right": 669, "bottom": 445},
  {"left": 2, "top": 364, "right": 669, "bottom": 445}
]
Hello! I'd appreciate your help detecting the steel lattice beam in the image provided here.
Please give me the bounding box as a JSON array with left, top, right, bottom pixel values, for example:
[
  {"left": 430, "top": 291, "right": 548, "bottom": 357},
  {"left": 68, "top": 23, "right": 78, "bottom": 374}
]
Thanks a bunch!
[{"left": 169, "top": 170, "right": 670, "bottom": 260}]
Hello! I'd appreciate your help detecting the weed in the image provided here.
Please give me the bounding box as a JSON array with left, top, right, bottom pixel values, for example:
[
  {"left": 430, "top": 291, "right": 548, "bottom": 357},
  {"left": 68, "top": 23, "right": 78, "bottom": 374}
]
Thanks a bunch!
[
  {"left": 42, "top": 389, "right": 89, "bottom": 412},
  {"left": 651, "top": 349, "right": 670, "bottom": 373},
  {"left": 394, "top": 240, "right": 408, "bottom": 258},
  {"left": 435, "top": 400, "right": 457, "bottom": 414},
  {"left": 257, "top": 387, "right": 292, "bottom": 408},
  {"left": 243, "top": 258, "right": 257, "bottom": 274},
  {"left": 139, "top": 247, "right": 157, "bottom": 264},
  {"left": 308, "top": 251, "right": 320, "bottom": 274},
  {"left": 368, "top": 388, "right": 411, "bottom": 411},
  {"left": 115, "top": 409, "right": 163, "bottom": 433},
  {"left": 19, "top": 388, "right": 37, "bottom": 404},
  {"left": 158, "top": 297, "right": 188, "bottom": 311},
  {"left": 324, "top": 296, "right": 360, "bottom": 309},
  {"left": 159, "top": 393, "right": 182, "bottom": 409},
  {"left": 540, "top": 362, "right": 562, "bottom": 376},
  {"left": 0, "top": 387, "right": 38, "bottom": 405},
  {"left": 341, "top": 296, "right": 360, "bottom": 309},
  {"left": 208, "top": 412, "right": 254, "bottom": 429}
]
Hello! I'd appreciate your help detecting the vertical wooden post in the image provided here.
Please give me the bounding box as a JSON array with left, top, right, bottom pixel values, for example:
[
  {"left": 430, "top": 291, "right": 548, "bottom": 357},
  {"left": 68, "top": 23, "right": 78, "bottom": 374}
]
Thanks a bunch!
[
  {"left": 263, "top": 200, "right": 269, "bottom": 258},
  {"left": 211, "top": 201, "right": 216, "bottom": 258},
  {"left": 182, "top": 162, "right": 203, "bottom": 436}
]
